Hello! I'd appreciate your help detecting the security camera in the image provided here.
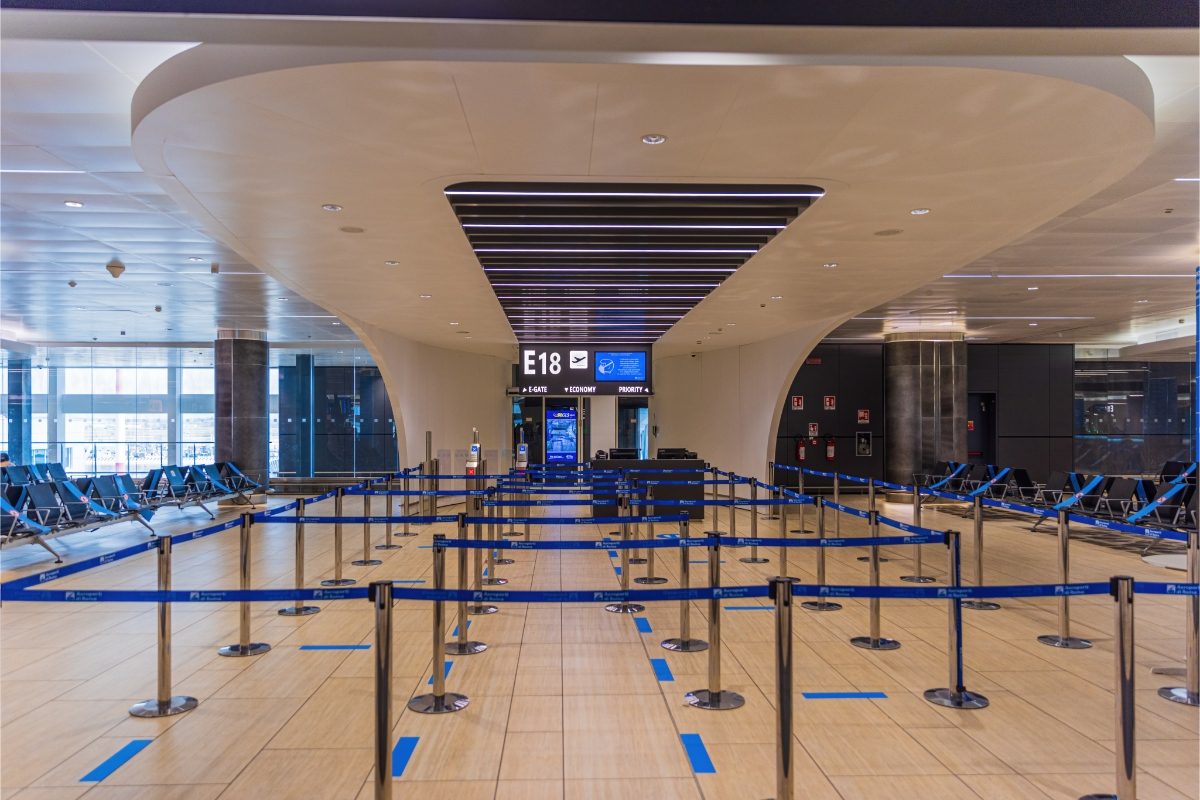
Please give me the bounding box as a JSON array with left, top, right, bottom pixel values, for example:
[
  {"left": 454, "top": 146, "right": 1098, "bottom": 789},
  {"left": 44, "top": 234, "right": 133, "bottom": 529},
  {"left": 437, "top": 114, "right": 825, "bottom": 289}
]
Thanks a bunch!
[
  {"left": 154, "top": 305, "right": 162, "bottom": 313},
  {"left": 105, "top": 259, "right": 125, "bottom": 278},
  {"left": 67, "top": 280, "right": 77, "bottom": 288}
]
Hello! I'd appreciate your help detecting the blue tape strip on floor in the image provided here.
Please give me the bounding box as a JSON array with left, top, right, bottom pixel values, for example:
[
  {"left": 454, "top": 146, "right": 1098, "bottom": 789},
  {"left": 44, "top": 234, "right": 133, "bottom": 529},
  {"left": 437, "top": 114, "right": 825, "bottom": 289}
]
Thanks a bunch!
[
  {"left": 80, "top": 739, "right": 152, "bottom": 781},
  {"left": 650, "top": 658, "right": 674, "bottom": 681},
  {"left": 614, "top": 566, "right": 622, "bottom": 576},
  {"left": 298, "top": 644, "right": 370, "bottom": 651},
  {"left": 427, "top": 661, "right": 453, "bottom": 684},
  {"left": 680, "top": 733, "right": 715, "bottom": 774},
  {"left": 802, "top": 691, "right": 888, "bottom": 699},
  {"left": 451, "top": 620, "right": 472, "bottom": 637},
  {"left": 392, "top": 736, "right": 419, "bottom": 777},
  {"left": 607, "top": 550, "right": 618, "bottom": 558},
  {"left": 634, "top": 617, "right": 652, "bottom": 633}
]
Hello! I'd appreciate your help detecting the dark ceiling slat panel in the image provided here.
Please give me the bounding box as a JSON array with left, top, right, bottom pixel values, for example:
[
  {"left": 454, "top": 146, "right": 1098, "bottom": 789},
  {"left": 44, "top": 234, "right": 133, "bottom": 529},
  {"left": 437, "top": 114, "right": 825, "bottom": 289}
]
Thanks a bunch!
[{"left": 446, "top": 181, "right": 821, "bottom": 343}]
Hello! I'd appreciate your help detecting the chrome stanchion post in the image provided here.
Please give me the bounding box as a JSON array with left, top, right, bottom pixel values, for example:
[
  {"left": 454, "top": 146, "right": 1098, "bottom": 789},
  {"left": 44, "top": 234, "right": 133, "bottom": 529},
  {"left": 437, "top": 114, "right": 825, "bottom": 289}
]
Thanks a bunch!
[
  {"left": 375, "top": 482, "right": 400, "bottom": 550},
  {"left": 130, "top": 536, "right": 199, "bottom": 717},
  {"left": 492, "top": 487, "right": 514, "bottom": 566},
  {"left": 833, "top": 473, "right": 841, "bottom": 536},
  {"left": 685, "top": 532, "right": 745, "bottom": 709},
  {"left": 901, "top": 487, "right": 935, "bottom": 583},
  {"left": 741, "top": 478, "right": 768, "bottom": 564},
  {"left": 792, "top": 467, "right": 809, "bottom": 533},
  {"left": 1081, "top": 576, "right": 1137, "bottom": 800},
  {"left": 321, "top": 487, "right": 355, "bottom": 586},
  {"left": 606, "top": 496, "right": 645, "bottom": 613},
  {"left": 767, "top": 461, "right": 780, "bottom": 520},
  {"left": 397, "top": 472, "right": 416, "bottom": 537},
  {"left": 851, "top": 510, "right": 900, "bottom": 651},
  {"left": 724, "top": 473, "right": 743, "bottom": 548},
  {"left": 777, "top": 487, "right": 790, "bottom": 577},
  {"left": 802, "top": 498, "right": 841, "bottom": 612},
  {"left": 408, "top": 534, "right": 470, "bottom": 714},
  {"left": 962, "top": 495, "right": 1000, "bottom": 611},
  {"left": 444, "top": 525, "right": 487, "bottom": 655},
  {"left": 484, "top": 491, "right": 508, "bottom": 583},
  {"left": 856, "top": 478, "right": 887, "bottom": 563},
  {"left": 279, "top": 498, "right": 320, "bottom": 616},
  {"left": 354, "top": 491, "right": 383, "bottom": 565},
  {"left": 1159, "top": 526, "right": 1199, "bottom": 705},
  {"left": 629, "top": 480, "right": 647, "bottom": 565},
  {"left": 371, "top": 579, "right": 393, "bottom": 800},
  {"left": 662, "top": 519, "right": 707, "bottom": 652},
  {"left": 706, "top": 467, "right": 721, "bottom": 535},
  {"left": 768, "top": 575, "right": 799, "bottom": 800},
  {"left": 925, "top": 530, "right": 988, "bottom": 709},
  {"left": 385, "top": 478, "right": 394, "bottom": 540},
  {"left": 219, "top": 512, "right": 271, "bottom": 657},
  {"left": 1039, "top": 509, "right": 1092, "bottom": 649},
  {"left": 467, "top": 495, "right": 499, "bottom": 615},
  {"left": 635, "top": 485, "right": 667, "bottom": 585}
]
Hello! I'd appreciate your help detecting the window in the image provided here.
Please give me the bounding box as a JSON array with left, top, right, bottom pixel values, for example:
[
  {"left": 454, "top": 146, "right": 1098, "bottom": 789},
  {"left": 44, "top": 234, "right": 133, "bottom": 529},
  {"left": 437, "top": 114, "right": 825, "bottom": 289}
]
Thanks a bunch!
[{"left": 180, "top": 369, "right": 214, "bottom": 395}]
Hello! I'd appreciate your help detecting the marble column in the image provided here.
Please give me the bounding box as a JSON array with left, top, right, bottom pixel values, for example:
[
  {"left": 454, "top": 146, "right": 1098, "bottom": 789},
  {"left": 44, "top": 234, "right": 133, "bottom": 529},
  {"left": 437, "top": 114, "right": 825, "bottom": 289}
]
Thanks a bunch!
[
  {"left": 5, "top": 357, "right": 32, "bottom": 464},
  {"left": 884, "top": 332, "right": 967, "bottom": 485},
  {"left": 214, "top": 330, "right": 269, "bottom": 487}
]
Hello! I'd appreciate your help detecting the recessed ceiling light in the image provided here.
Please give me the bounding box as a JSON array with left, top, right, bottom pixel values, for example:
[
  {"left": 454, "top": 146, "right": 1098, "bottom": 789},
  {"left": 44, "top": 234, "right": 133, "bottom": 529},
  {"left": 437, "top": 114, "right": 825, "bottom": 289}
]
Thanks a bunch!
[
  {"left": 1135, "top": 298, "right": 1149, "bottom": 303},
  {"left": 822, "top": 263, "right": 838, "bottom": 269},
  {"left": 384, "top": 260, "right": 400, "bottom": 266},
  {"left": 1028, "top": 322, "right": 1039, "bottom": 327},
  {"left": 770, "top": 295, "right": 783, "bottom": 300},
  {"left": 641, "top": 134, "right": 668, "bottom": 145},
  {"left": 726, "top": 322, "right": 736, "bottom": 326},
  {"left": 1027, "top": 286, "right": 1039, "bottom": 291},
  {"left": 63, "top": 200, "right": 84, "bottom": 208},
  {"left": 187, "top": 257, "right": 204, "bottom": 262},
  {"left": 449, "top": 321, "right": 460, "bottom": 326},
  {"left": 910, "top": 208, "right": 931, "bottom": 216},
  {"left": 1173, "top": 177, "right": 1200, "bottom": 182},
  {"left": 331, "top": 321, "right": 342, "bottom": 326},
  {"left": 277, "top": 297, "right": 289, "bottom": 301},
  {"left": 321, "top": 204, "right": 343, "bottom": 212},
  {"left": 419, "top": 294, "right": 432, "bottom": 299}
]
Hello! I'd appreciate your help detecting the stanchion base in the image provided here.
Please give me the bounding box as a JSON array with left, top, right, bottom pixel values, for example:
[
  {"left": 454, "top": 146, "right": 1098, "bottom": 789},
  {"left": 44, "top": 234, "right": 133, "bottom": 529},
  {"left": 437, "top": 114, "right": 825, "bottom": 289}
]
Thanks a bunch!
[
  {"left": 850, "top": 636, "right": 900, "bottom": 651},
  {"left": 350, "top": 558, "right": 383, "bottom": 566},
  {"left": 218, "top": 642, "right": 271, "bottom": 658},
  {"left": 129, "top": 695, "right": 199, "bottom": 718},
  {"left": 278, "top": 605, "right": 321, "bottom": 617},
  {"left": 739, "top": 556, "right": 769, "bottom": 564},
  {"left": 1078, "top": 794, "right": 1117, "bottom": 799},
  {"left": 393, "top": 532, "right": 419, "bottom": 538},
  {"left": 962, "top": 600, "right": 1001, "bottom": 611},
  {"left": 1151, "top": 666, "right": 1186, "bottom": 676},
  {"left": 661, "top": 637, "right": 708, "bottom": 652},
  {"left": 900, "top": 575, "right": 937, "bottom": 584},
  {"left": 634, "top": 576, "right": 668, "bottom": 585},
  {"left": 923, "top": 688, "right": 989, "bottom": 710},
  {"left": 801, "top": 600, "right": 842, "bottom": 612},
  {"left": 320, "top": 578, "right": 356, "bottom": 586},
  {"left": 467, "top": 604, "right": 499, "bottom": 615},
  {"left": 628, "top": 557, "right": 648, "bottom": 565},
  {"left": 501, "top": 531, "right": 523, "bottom": 538},
  {"left": 1038, "top": 634, "right": 1093, "bottom": 650},
  {"left": 375, "top": 543, "right": 403, "bottom": 550},
  {"left": 856, "top": 556, "right": 890, "bottom": 562},
  {"left": 684, "top": 688, "right": 745, "bottom": 710},
  {"left": 483, "top": 577, "right": 508, "bottom": 585},
  {"left": 1157, "top": 686, "right": 1200, "bottom": 706},
  {"left": 445, "top": 641, "right": 487, "bottom": 655},
  {"left": 702, "top": 529, "right": 725, "bottom": 536},
  {"left": 494, "top": 557, "right": 515, "bottom": 565},
  {"left": 789, "top": 528, "right": 812, "bottom": 534},
  {"left": 407, "top": 692, "right": 469, "bottom": 714},
  {"left": 605, "top": 602, "right": 646, "bottom": 614}
]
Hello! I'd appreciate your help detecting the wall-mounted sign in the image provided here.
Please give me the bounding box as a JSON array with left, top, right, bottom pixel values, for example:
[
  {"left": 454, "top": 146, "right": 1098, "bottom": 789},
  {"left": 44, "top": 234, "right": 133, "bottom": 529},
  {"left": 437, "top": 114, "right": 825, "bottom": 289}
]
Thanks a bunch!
[
  {"left": 517, "top": 345, "right": 652, "bottom": 395},
  {"left": 790, "top": 395, "right": 804, "bottom": 411},
  {"left": 856, "top": 432, "right": 872, "bottom": 457},
  {"left": 805, "top": 357, "right": 823, "bottom": 366},
  {"left": 857, "top": 409, "right": 870, "bottom": 424},
  {"left": 967, "top": 419, "right": 975, "bottom": 431},
  {"left": 823, "top": 395, "right": 836, "bottom": 411},
  {"left": 807, "top": 422, "right": 819, "bottom": 437}
]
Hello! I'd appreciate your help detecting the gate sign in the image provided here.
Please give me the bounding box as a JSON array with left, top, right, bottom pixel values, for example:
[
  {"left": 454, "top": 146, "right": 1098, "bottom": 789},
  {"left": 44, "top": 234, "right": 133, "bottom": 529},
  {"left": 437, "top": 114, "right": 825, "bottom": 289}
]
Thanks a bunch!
[
  {"left": 790, "top": 395, "right": 804, "bottom": 411},
  {"left": 518, "top": 345, "right": 652, "bottom": 396}
]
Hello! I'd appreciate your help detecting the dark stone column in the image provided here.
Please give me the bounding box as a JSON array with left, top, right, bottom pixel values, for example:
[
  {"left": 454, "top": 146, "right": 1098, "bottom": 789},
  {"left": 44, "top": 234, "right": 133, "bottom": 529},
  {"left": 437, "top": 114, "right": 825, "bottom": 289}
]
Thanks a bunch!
[
  {"left": 884, "top": 333, "right": 967, "bottom": 485},
  {"left": 6, "top": 357, "right": 32, "bottom": 464},
  {"left": 214, "top": 330, "right": 269, "bottom": 487}
]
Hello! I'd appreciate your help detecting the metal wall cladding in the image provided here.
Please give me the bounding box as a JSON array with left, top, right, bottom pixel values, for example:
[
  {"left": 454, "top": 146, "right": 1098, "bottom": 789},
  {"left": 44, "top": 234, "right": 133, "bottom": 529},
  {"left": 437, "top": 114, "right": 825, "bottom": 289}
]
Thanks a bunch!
[
  {"left": 215, "top": 337, "right": 269, "bottom": 485},
  {"left": 884, "top": 339, "right": 967, "bottom": 486}
]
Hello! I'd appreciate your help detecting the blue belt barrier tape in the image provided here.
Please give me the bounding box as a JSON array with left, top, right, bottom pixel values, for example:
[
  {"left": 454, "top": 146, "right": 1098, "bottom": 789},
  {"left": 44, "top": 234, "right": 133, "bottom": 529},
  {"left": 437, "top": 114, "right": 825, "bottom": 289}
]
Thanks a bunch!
[
  {"left": 345, "top": 489, "right": 489, "bottom": 497},
  {"left": 439, "top": 536, "right": 707, "bottom": 551},
  {"left": 649, "top": 498, "right": 809, "bottom": 507},
  {"left": 1126, "top": 482, "right": 1187, "bottom": 523},
  {"left": 922, "top": 487, "right": 974, "bottom": 503},
  {"left": 1134, "top": 581, "right": 1199, "bottom": 595},
  {"left": 981, "top": 498, "right": 1054, "bottom": 518},
  {"left": 929, "top": 463, "right": 967, "bottom": 489},
  {"left": 260, "top": 515, "right": 461, "bottom": 525},
  {"left": 484, "top": 499, "right": 614, "bottom": 507},
  {"left": 875, "top": 480, "right": 913, "bottom": 492},
  {"left": 1068, "top": 514, "right": 1189, "bottom": 542},
  {"left": 823, "top": 501, "right": 871, "bottom": 519},
  {"left": 970, "top": 467, "right": 1012, "bottom": 498},
  {"left": 801, "top": 468, "right": 836, "bottom": 479},
  {"left": 836, "top": 473, "right": 871, "bottom": 485},
  {"left": 1053, "top": 473, "right": 1103, "bottom": 510},
  {"left": 463, "top": 513, "right": 687, "bottom": 526},
  {"left": 876, "top": 515, "right": 945, "bottom": 539}
]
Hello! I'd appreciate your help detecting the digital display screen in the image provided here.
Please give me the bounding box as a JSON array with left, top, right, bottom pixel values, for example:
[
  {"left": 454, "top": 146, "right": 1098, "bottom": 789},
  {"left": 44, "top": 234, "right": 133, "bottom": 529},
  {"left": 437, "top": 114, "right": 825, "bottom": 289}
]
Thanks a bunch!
[
  {"left": 594, "top": 351, "right": 647, "bottom": 382},
  {"left": 545, "top": 407, "right": 578, "bottom": 464}
]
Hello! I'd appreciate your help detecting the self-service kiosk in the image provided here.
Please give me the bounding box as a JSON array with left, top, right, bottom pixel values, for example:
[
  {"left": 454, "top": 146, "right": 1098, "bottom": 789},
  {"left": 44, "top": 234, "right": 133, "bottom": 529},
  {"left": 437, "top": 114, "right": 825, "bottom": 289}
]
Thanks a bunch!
[
  {"left": 515, "top": 429, "right": 529, "bottom": 472},
  {"left": 466, "top": 440, "right": 481, "bottom": 477}
]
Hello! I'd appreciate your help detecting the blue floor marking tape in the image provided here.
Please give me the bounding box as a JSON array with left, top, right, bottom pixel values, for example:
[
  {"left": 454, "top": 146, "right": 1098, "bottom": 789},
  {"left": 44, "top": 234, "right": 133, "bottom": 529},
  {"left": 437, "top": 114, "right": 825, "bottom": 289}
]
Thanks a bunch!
[
  {"left": 634, "top": 617, "right": 652, "bottom": 633},
  {"left": 80, "top": 739, "right": 153, "bottom": 782},
  {"left": 614, "top": 566, "right": 622, "bottom": 576},
  {"left": 392, "top": 736, "right": 419, "bottom": 777},
  {"left": 451, "top": 620, "right": 472, "bottom": 637},
  {"left": 650, "top": 658, "right": 674, "bottom": 681},
  {"left": 724, "top": 605, "right": 771, "bottom": 610},
  {"left": 299, "top": 644, "right": 370, "bottom": 651},
  {"left": 803, "top": 691, "right": 888, "bottom": 699},
  {"left": 427, "top": 661, "right": 453, "bottom": 685},
  {"left": 607, "top": 550, "right": 618, "bottom": 558},
  {"left": 680, "top": 733, "right": 715, "bottom": 773}
]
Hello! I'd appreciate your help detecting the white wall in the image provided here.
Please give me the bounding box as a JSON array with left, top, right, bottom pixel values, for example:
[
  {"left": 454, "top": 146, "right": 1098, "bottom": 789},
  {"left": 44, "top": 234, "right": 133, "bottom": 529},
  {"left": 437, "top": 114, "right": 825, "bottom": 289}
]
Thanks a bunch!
[
  {"left": 590, "top": 395, "right": 617, "bottom": 455},
  {"left": 352, "top": 319, "right": 512, "bottom": 475}
]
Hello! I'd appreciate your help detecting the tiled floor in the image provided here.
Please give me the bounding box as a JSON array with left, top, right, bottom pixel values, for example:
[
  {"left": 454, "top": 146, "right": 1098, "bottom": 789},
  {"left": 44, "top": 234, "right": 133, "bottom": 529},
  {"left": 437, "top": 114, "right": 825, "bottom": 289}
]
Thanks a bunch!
[{"left": 1, "top": 488, "right": 1196, "bottom": 799}]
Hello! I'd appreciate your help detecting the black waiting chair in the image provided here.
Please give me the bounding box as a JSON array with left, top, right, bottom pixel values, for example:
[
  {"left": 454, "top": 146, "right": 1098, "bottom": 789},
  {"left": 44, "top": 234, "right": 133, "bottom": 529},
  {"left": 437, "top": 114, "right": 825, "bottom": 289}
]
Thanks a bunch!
[
  {"left": 3, "top": 465, "right": 36, "bottom": 486},
  {"left": 24, "top": 482, "right": 68, "bottom": 528},
  {"left": 1096, "top": 478, "right": 1139, "bottom": 518}
]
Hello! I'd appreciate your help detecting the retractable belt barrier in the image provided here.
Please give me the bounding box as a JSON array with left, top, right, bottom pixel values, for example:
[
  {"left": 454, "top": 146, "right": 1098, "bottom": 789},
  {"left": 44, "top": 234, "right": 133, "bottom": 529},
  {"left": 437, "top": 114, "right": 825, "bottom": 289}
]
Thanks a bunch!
[{"left": 345, "top": 489, "right": 491, "bottom": 497}]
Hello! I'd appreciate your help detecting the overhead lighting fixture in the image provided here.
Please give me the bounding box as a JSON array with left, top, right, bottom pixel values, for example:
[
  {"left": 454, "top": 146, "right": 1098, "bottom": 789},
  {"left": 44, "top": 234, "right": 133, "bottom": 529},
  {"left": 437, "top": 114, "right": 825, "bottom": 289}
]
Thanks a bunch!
[
  {"left": 419, "top": 294, "right": 432, "bottom": 299},
  {"left": 910, "top": 208, "right": 931, "bottom": 216},
  {"left": 770, "top": 295, "right": 783, "bottom": 300},
  {"left": 483, "top": 267, "right": 736, "bottom": 274},
  {"left": 384, "top": 260, "right": 400, "bottom": 266},
  {"left": 474, "top": 248, "right": 758, "bottom": 255},
  {"left": 187, "top": 256, "right": 204, "bottom": 262},
  {"left": 1135, "top": 299, "right": 1149, "bottom": 303},
  {"left": 1173, "top": 177, "right": 1200, "bottom": 182},
  {"left": 331, "top": 321, "right": 342, "bottom": 326},
  {"left": 726, "top": 322, "right": 736, "bottom": 326},
  {"left": 1027, "top": 286, "right": 1039, "bottom": 291},
  {"left": 641, "top": 134, "right": 668, "bottom": 145},
  {"left": 446, "top": 189, "right": 823, "bottom": 198},
  {"left": 491, "top": 282, "right": 719, "bottom": 289},
  {"left": 449, "top": 321, "right": 460, "bottom": 326},
  {"left": 944, "top": 273, "right": 1189, "bottom": 279},
  {"left": 1028, "top": 323, "right": 1039, "bottom": 327},
  {"left": 822, "top": 263, "right": 838, "bottom": 269},
  {"left": 462, "top": 223, "right": 784, "bottom": 230},
  {"left": 1, "top": 168, "right": 85, "bottom": 174},
  {"left": 321, "top": 204, "right": 343, "bottom": 212},
  {"left": 63, "top": 200, "right": 84, "bottom": 208}
]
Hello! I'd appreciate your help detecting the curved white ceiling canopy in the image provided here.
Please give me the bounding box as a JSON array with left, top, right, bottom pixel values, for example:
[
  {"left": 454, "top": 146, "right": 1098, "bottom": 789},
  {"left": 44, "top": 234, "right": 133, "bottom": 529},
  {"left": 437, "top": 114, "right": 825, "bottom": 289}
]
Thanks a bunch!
[{"left": 131, "top": 42, "right": 1155, "bottom": 357}]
